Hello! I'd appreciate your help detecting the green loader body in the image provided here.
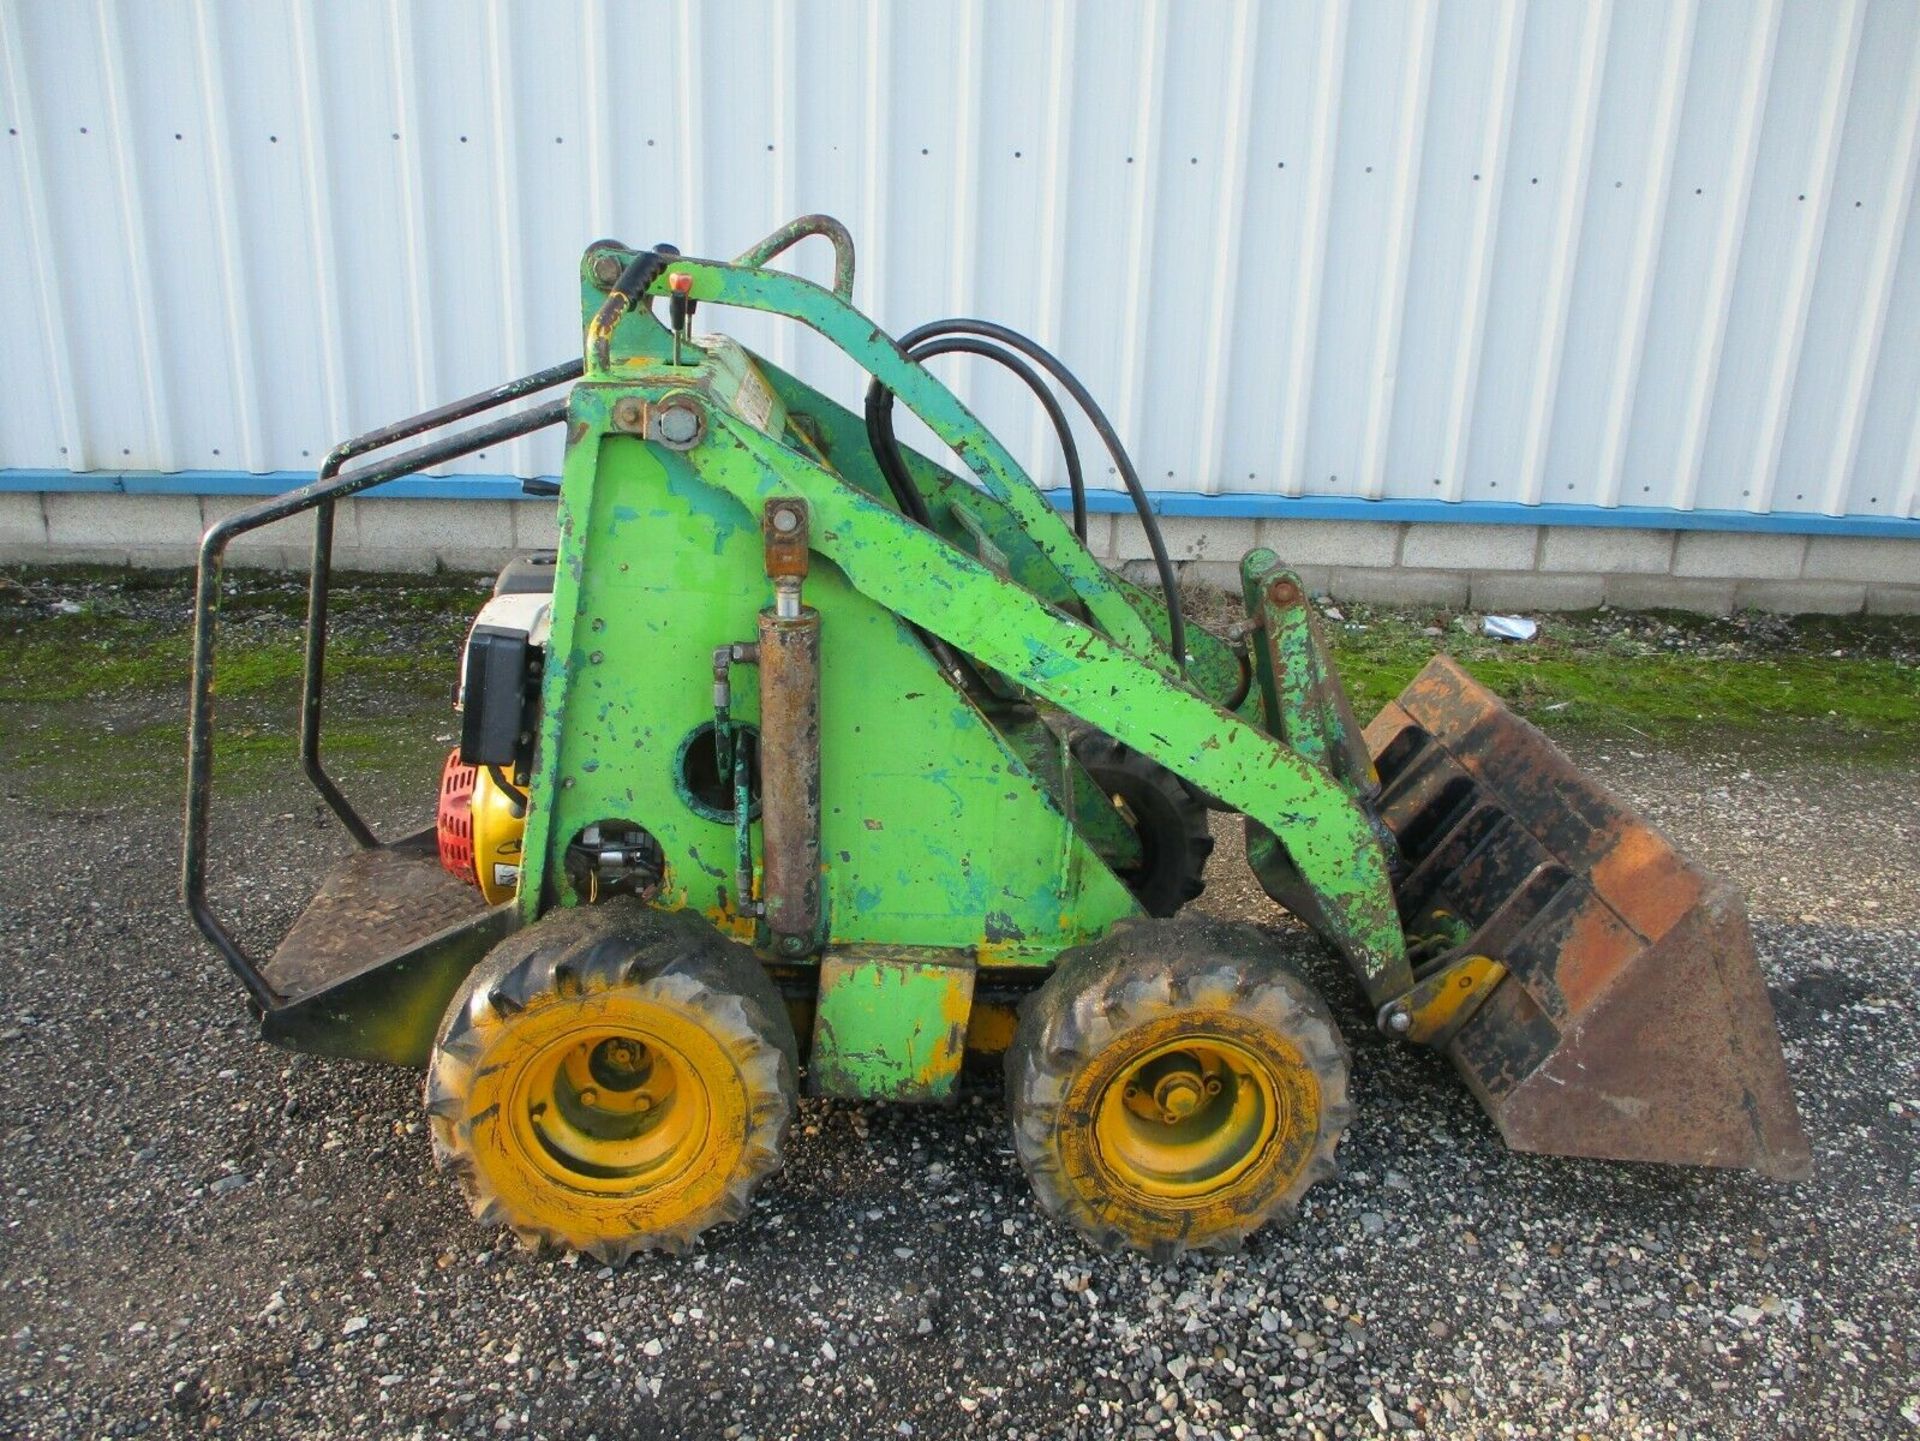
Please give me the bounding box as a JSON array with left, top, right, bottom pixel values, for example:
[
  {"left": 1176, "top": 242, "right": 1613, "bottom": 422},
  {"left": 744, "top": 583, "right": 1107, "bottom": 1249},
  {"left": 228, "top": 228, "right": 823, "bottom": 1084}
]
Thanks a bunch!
[{"left": 184, "top": 218, "right": 1808, "bottom": 1258}]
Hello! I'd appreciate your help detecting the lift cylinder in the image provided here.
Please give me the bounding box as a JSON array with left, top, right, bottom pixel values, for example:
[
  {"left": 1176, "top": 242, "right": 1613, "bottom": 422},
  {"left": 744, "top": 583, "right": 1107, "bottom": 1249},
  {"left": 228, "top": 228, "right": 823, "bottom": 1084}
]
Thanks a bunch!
[{"left": 757, "top": 605, "right": 822, "bottom": 953}]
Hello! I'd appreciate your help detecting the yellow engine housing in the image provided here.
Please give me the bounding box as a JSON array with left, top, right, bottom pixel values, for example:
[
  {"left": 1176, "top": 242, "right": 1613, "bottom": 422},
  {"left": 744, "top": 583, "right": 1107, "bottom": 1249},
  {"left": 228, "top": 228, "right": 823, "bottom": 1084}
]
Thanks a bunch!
[
  {"left": 470, "top": 765, "right": 528, "bottom": 904},
  {"left": 438, "top": 749, "right": 528, "bottom": 904}
]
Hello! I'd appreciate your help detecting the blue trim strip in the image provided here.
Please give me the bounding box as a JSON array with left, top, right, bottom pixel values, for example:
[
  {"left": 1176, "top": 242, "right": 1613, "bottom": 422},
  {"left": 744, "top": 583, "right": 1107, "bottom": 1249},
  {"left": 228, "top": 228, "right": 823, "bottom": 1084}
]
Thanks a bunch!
[
  {"left": 1038, "top": 490, "right": 1920, "bottom": 538},
  {"left": 0, "top": 468, "right": 536, "bottom": 502},
  {"left": 3, "top": 467, "right": 1916, "bottom": 538}
]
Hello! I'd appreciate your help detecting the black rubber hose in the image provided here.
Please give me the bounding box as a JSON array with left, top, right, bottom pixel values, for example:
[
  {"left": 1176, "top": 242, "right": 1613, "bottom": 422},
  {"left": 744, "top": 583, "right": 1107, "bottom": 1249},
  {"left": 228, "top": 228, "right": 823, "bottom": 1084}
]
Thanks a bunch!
[
  {"left": 859, "top": 343, "right": 1084, "bottom": 689},
  {"left": 863, "top": 374, "right": 935, "bottom": 528},
  {"left": 487, "top": 764, "right": 529, "bottom": 818},
  {"left": 868, "top": 318, "right": 1185, "bottom": 671},
  {"left": 878, "top": 337, "right": 1089, "bottom": 542}
]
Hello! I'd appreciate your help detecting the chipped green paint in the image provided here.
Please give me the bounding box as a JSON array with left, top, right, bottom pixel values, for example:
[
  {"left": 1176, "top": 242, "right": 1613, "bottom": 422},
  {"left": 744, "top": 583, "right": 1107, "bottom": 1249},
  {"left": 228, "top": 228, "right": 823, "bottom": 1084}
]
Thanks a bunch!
[
  {"left": 513, "top": 233, "right": 1408, "bottom": 1097},
  {"left": 517, "top": 380, "right": 1141, "bottom": 960},
  {"left": 1240, "top": 549, "right": 1375, "bottom": 792},
  {"left": 752, "top": 352, "right": 1245, "bottom": 704},
  {"left": 672, "top": 400, "right": 1406, "bottom": 985},
  {"left": 810, "top": 949, "right": 976, "bottom": 1100}
]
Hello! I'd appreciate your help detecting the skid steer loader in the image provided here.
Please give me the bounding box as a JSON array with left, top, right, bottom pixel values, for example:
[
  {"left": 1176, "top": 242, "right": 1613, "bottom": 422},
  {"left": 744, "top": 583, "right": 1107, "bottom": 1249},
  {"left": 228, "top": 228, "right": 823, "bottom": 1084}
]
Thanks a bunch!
[{"left": 185, "top": 217, "right": 1808, "bottom": 1260}]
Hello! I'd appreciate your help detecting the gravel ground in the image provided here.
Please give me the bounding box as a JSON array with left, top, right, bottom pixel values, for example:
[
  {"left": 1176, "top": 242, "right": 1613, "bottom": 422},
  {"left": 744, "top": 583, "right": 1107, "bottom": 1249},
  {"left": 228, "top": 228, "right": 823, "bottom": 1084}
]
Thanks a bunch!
[{"left": 2, "top": 587, "right": 1917, "bottom": 1439}]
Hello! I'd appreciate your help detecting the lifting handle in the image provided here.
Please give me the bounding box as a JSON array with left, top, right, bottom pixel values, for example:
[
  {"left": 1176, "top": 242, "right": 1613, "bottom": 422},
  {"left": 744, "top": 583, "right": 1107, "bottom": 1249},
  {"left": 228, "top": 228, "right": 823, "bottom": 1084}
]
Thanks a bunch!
[{"left": 734, "top": 215, "right": 858, "bottom": 301}]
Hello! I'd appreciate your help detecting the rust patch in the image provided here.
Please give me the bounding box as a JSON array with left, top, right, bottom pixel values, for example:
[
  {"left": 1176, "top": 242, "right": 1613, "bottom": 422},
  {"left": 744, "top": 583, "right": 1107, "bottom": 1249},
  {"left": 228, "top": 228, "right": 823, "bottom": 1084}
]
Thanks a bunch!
[{"left": 1368, "top": 656, "right": 1809, "bottom": 1180}]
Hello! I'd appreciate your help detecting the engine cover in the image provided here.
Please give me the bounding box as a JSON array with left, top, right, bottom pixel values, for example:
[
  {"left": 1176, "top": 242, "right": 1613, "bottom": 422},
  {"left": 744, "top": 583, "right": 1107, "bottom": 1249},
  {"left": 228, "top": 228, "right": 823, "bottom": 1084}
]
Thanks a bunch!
[
  {"left": 457, "top": 593, "right": 551, "bottom": 770},
  {"left": 436, "top": 750, "right": 528, "bottom": 905}
]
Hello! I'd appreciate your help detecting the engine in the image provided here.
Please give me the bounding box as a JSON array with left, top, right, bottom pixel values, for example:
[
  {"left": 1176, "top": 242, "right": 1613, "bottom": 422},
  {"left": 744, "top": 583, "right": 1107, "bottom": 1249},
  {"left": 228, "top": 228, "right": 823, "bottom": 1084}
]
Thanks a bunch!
[{"left": 435, "top": 573, "right": 552, "bottom": 903}]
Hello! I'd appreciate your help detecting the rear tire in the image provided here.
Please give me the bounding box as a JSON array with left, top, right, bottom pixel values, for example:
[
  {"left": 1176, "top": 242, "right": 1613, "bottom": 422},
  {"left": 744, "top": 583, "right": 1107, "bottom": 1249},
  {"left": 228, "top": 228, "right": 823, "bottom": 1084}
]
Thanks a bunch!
[
  {"left": 1071, "top": 733, "right": 1213, "bottom": 917},
  {"left": 426, "top": 901, "right": 797, "bottom": 1260},
  {"left": 1006, "top": 917, "right": 1350, "bottom": 1258}
]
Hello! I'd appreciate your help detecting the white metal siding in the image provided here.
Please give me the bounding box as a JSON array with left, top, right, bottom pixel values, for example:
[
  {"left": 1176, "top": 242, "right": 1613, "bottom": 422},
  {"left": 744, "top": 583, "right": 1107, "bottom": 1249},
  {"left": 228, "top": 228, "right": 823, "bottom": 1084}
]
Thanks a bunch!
[{"left": 1, "top": 0, "right": 1916, "bottom": 519}]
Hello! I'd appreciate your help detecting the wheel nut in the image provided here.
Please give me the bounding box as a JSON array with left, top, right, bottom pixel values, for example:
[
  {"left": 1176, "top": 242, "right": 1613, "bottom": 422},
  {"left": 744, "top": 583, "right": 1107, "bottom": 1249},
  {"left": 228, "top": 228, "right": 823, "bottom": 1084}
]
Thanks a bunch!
[
  {"left": 578, "top": 1087, "right": 599, "bottom": 1107},
  {"left": 1160, "top": 1080, "right": 1201, "bottom": 1119}
]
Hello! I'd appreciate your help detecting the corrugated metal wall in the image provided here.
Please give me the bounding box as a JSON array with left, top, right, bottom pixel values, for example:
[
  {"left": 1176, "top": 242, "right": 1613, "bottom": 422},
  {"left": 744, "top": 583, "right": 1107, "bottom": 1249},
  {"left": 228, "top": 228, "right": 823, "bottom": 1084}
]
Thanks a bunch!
[{"left": 2, "top": 0, "right": 1917, "bottom": 522}]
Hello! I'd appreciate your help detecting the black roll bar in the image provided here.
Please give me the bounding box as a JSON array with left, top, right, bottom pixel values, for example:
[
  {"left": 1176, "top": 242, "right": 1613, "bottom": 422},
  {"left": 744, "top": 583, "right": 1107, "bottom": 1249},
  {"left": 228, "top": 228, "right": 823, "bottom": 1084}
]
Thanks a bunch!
[{"left": 183, "top": 362, "right": 579, "bottom": 1010}]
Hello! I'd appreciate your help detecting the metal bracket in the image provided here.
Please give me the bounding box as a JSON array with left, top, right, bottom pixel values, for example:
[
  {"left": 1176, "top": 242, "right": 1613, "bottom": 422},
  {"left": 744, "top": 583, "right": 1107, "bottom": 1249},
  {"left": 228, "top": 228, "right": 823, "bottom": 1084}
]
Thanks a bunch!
[
  {"left": 1377, "top": 953, "right": 1508, "bottom": 1046},
  {"left": 1240, "top": 549, "right": 1375, "bottom": 793},
  {"left": 763, "top": 497, "right": 810, "bottom": 578}
]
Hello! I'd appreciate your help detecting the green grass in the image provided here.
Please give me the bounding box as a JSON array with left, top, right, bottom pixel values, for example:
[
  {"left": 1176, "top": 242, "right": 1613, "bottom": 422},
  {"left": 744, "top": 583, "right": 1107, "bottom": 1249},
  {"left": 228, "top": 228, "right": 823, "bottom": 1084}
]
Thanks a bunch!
[
  {"left": 0, "top": 616, "right": 453, "bottom": 703},
  {"left": 0, "top": 567, "right": 483, "bottom": 808},
  {"left": 3, "top": 570, "right": 1917, "bottom": 814},
  {"left": 0, "top": 566, "right": 489, "bottom": 702},
  {"left": 2, "top": 704, "right": 451, "bottom": 811},
  {"left": 1324, "top": 605, "right": 1919, "bottom": 759}
]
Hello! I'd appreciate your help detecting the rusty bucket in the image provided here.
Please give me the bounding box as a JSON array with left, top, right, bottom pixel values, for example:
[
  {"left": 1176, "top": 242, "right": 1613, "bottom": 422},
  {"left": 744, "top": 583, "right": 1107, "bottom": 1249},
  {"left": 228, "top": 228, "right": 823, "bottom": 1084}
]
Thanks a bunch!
[{"left": 1365, "top": 657, "right": 1810, "bottom": 1180}]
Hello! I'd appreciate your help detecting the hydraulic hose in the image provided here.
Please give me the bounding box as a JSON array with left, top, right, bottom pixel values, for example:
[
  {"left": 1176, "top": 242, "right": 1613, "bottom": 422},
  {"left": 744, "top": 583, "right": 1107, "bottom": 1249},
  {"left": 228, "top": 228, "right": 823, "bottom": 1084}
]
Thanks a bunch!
[
  {"left": 863, "top": 377, "right": 936, "bottom": 528},
  {"left": 862, "top": 337, "right": 1088, "bottom": 689},
  {"left": 866, "top": 318, "right": 1185, "bottom": 672},
  {"left": 868, "top": 337, "right": 1089, "bottom": 542}
]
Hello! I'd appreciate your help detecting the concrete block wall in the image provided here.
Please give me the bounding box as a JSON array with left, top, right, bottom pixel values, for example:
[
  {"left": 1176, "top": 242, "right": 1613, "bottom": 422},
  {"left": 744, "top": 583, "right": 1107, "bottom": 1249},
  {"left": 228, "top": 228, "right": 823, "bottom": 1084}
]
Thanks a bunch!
[
  {"left": 0, "top": 493, "right": 558, "bottom": 575},
  {"left": 2, "top": 492, "right": 1915, "bottom": 616},
  {"left": 1108, "top": 515, "right": 1918, "bottom": 616}
]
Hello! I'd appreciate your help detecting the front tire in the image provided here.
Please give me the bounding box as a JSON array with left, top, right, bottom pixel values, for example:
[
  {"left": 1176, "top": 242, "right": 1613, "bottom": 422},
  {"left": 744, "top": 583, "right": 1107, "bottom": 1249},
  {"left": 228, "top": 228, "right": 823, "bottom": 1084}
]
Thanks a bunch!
[
  {"left": 1071, "top": 733, "right": 1213, "bottom": 918},
  {"left": 426, "top": 901, "right": 797, "bottom": 1260},
  {"left": 1006, "top": 917, "right": 1350, "bottom": 1258}
]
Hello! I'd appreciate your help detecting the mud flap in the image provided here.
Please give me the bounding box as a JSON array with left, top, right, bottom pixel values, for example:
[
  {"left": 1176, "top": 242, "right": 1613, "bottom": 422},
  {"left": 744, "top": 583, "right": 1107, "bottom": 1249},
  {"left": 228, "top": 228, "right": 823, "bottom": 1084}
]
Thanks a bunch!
[{"left": 1366, "top": 657, "right": 1810, "bottom": 1181}]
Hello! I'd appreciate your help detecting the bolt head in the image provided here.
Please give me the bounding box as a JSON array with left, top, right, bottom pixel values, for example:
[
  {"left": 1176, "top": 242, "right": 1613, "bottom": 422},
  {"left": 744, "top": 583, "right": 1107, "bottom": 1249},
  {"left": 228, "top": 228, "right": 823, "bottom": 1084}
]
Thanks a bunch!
[
  {"left": 590, "top": 252, "right": 624, "bottom": 287},
  {"left": 1387, "top": 1009, "right": 1413, "bottom": 1034},
  {"left": 656, "top": 402, "right": 702, "bottom": 446},
  {"left": 611, "top": 396, "right": 645, "bottom": 432}
]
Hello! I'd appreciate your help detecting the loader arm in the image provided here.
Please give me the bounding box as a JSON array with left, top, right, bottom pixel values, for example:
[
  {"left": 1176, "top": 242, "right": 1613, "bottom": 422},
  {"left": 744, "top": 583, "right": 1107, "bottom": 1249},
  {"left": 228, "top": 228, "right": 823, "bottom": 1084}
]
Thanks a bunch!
[
  {"left": 652, "top": 396, "right": 1410, "bottom": 992},
  {"left": 594, "top": 254, "right": 1176, "bottom": 674}
]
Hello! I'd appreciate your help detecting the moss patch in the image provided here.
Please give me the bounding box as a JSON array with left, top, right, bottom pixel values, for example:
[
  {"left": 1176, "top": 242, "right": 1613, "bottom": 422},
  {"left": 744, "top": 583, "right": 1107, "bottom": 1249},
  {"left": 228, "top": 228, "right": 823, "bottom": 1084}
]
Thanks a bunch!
[
  {"left": 1, "top": 567, "right": 484, "bottom": 809},
  {"left": 1, "top": 566, "right": 487, "bottom": 700},
  {"left": 1318, "top": 603, "right": 1920, "bottom": 761},
  {"left": 3, "top": 568, "right": 1917, "bottom": 817}
]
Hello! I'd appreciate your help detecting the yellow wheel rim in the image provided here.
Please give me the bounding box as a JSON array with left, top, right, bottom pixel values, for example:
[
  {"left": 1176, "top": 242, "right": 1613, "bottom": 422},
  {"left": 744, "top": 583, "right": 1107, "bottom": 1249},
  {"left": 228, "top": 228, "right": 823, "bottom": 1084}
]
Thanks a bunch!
[
  {"left": 1092, "top": 1036, "right": 1280, "bottom": 1200},
  {"left": 451, "top": 985, "right": 756, "bottom": 1242},
  {"left": 506, "top": 1027, "right": 713, "bottom": 1194},
  {"left": 1068, "top": 1013, "right": 1324, "bottom": 1216}
]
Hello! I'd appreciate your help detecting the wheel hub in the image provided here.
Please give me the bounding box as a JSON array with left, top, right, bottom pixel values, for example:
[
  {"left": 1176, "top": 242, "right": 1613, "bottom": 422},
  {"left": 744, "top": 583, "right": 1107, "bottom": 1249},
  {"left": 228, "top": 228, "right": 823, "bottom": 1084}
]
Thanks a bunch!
[
  {"left": 588, "top": 1036, "right": 655, "bottom": 1091},
  {"left": 1098, "top": 1037, "right": 1287, "bottom": 1200},
  {"left": 510, "top": 1025, "right": 709, "bottom": 1188}
]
